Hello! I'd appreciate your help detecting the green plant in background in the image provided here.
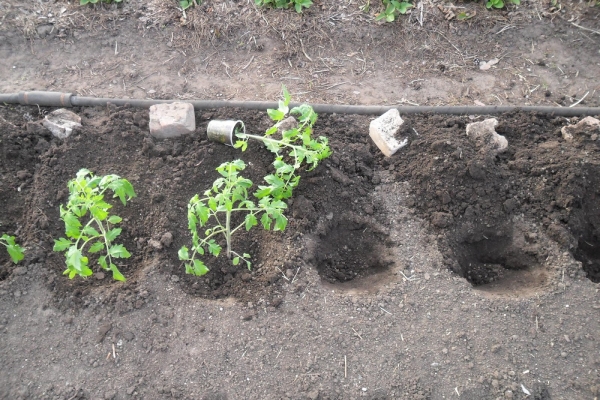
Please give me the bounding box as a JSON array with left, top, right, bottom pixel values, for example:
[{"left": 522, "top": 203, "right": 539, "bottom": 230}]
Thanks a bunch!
[
  {"left": 255, "top": 0, "right": 313, "bottom": 13},
  {"left": 53, "top": 169, "right": 136, "bottom": 282},
  {"left": 180, "top": 0, "right": 201, "bottom": 10},
  {"left": 486, "top": 0, "right": 520, "bottom": 8},
  {"left": 80, "top": 0, "right": 122, "bottom": 5},
  {"left": 376, "top": 0, "right": 413, "bottom": 22},
  {"left": 0, "top": 234, "right": 25, "bottom": 264},
  {"left": 234, "top": 86, "right": 331, "bottom": 202},
  {"left": 179, "top": 160, "right": 287, "bottom": 276},
  {"left": 457, "top": 11, "right": 474, "bottom": 20}
]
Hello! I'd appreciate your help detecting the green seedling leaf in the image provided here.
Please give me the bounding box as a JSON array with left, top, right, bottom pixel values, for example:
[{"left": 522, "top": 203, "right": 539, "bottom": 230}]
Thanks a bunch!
[
  {"left": 181, "top": 90, "right": 330, "bottom": 277},
  {"left": 110, "top": 263, "right": 126, "bottom": 281},
  {"left": 245, "top": 214, "right": 258, "bottom": 230},
  {"left": 267, "top": 109, "right": 285, "bottom": 121},
  {"left": 83, "top": 225, "right": 100, "bottom": 236},
  {"left": 261, "top": 213, "right": 272, "bottom": 230},
  {"left": 63, "top": 211, "right": 82, "bottom": 239},
  {"left": 55, "top": 169, "right": 135, "bottom": 281},
  {"left": 274, "top": 213, "right": 288, "bottom": 231},
  {"left": 88, "top": 242, "right": 105, "bottom": 254},
  {"left": 7, "top": 245, "right": 25, "bottom": 264},
  {"left": 109, "top": 179, "right": 136, "bottom": 206},
  {"left": 282, "top": 85, "right": 291, "bottom": 106},
  {"left": 90, "top": 205, "right": 109, "bottom": 221},
  {"left": 106, "top": 228, "right": 122, "bottom": 242},
  {"left": 99, "top": 255, "right": 108, "bottom": 270},
  {"left": 66, "top": 247, "right": 87, "bottom": 274},
  {"left": 108, "top": 244, "right": 131, "bottom": 258},
  {"left": 178, "top": 246, "right": 190, "bottom": 260},
  {"left": 234, "top": 140, "right": 248, "bottom": 151},
  {"left": 208, "top": 241, "right": 222, "bottom": 257},
  {"left": 53, "top": 237, "right": 72, "bottom": 252},
  {"left": 1, "top": 235, "right": 25, "bottom": 264},
  {"left": 192, "top": 259, "right": 209, "bottom": 276},
  {"left": 108, "top": 215, "right": 122, "bottom": 224}
]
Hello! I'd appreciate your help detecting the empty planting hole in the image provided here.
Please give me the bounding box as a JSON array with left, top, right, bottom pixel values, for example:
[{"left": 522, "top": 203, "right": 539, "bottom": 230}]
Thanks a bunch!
[
  {"left": 453, "top": 226, "right": 546, "bottom": 293},
  {"left": 574, "top": 231, "right": 600, "bottom": 282},
  {"left": 570, "top": 165, "right": 600, "bottom": 283},
  {"left": 314, "top": 218, "right": 392, "bottom": 284}
]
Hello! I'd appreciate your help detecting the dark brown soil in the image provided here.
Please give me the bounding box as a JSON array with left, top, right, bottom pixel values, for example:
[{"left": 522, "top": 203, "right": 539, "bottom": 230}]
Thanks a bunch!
[
  {"left": 1, "top": 103, "right": 600, "bottom": 399},
  {"left": 3, "top": 0, "right": 600, "bottom": 396}
]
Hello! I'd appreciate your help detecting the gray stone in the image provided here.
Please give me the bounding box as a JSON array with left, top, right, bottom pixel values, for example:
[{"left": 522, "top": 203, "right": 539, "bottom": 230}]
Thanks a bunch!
[
  {"left": 466, "top": 118, "right": 508, "bottom": 155},
  {"left": 149, "top": 102, "right": 195, "bottom": 139},
  {"left": 561, "top": 116, "right": 600, "bottom": 141},
  {"left": 277, "top": 116, "right": 297, "bottom": 134},
  {"left": 369, "top": 109, "right": 407, "bottom": 157},
  {"left": 43, "top": 109, "right": 82, "bottom": 139}
]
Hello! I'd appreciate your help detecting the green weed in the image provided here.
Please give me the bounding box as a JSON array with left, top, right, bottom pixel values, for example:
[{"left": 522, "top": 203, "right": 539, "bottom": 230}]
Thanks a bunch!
[
  {"left": 376, "top": 0, "right": 413, "bottom": 22},
  {"left": 255, "top": 0, "right": 313, "bottom": 13}
]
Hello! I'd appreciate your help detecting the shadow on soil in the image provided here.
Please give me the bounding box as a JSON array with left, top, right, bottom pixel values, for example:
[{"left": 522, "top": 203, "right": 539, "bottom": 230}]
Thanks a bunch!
[
  {"left": 570, "top": 164, "right": 600, "bottom": 283},
  {"left": 451, "top": 222, "right": 549, "bottom": 296},
  {"left": 311, "top": 214, "right": 395, "bottom": 286}
]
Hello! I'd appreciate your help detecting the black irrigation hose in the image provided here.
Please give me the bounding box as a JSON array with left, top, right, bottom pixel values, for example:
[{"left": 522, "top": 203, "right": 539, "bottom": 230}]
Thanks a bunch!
[{"left": 1, "top": 91, "right": 600, "bottom": 117}]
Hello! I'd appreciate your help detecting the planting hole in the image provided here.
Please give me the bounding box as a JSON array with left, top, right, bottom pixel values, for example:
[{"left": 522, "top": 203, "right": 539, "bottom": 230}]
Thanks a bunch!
[
  {"left": 313, "top": 216, "right": 394, "bottom": 286},
  {"left": 452, "top": 224, "right": 548, "bottom": 296},
  {"left": 570, "top": 165, "right": 600, "bottom": 283}
]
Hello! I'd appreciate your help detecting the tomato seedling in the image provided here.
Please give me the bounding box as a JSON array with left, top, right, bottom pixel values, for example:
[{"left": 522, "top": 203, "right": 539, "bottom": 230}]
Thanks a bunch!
[
  {"left": 53, "top": 169, "right": 136, "bottom": 281},
  {"left": 234, "top": 86, "right": 331, "bottom": 202},
  {"left": 179, "top": 160, "right": 287, "bottom": 276},
  {"left": 0, "top": 234, "right": 25, "bottom": 264}
]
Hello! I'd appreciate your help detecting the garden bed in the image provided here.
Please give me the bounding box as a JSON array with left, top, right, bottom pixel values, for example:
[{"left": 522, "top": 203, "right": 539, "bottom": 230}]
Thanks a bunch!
[{"left": 0, "top": 103, "right": 599, "bottom": 398}]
